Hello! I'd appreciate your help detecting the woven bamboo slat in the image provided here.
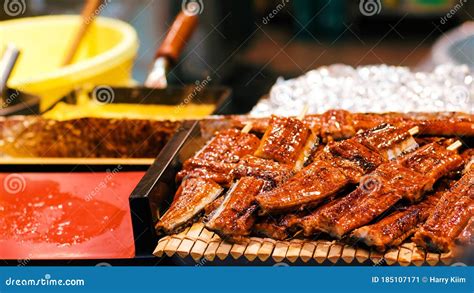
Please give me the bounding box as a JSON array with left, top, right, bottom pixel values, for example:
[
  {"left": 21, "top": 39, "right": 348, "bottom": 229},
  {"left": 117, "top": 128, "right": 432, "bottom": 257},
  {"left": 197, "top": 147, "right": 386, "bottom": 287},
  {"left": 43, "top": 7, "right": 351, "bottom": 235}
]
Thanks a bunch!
[
  {"left": 230, "top": 243, "right": 247, "bottom": 260},
  {"left": 341, "top": 245, "right": 356, "bottom": 264},
  {"left": 204, "top": 234, "right": 221, "bottom": 261},
  {"left": 244, "top": 238, "right": 263, "bottom": 261},
  {"left": 314, "top": 241, "right": 332, "bottom": 264},
  {"left": 190, "top": 226, "right": 214, "bottom": 261},
  {"left": 328, "top": 243, "right": 343, "bottom": 264},
  {"left": 426, "top": 252, "right": 440, "bottom": 266},
  {"left": 177, "top": 223, "right": 205, "bottom": 258},
  {"left": 355, "top": 248, "right": 370, "bottom": 263},
  {"left": 411, "top": 246, "right": 426, "bottom": 266},
  {"left": 258, "top": 238, "right": 276, "bottom": 262},
  {"left": 272, "top": 241, "right": 290, "bottom": 262},
  {"left": 164, "top": 227, "right": 189, "bottom": 257},
  {"left": 153, "top": 223, "right": 456, "bottom": 266},
  {"left": 299, "top": 242, "right": 317, "bottom": 263}
]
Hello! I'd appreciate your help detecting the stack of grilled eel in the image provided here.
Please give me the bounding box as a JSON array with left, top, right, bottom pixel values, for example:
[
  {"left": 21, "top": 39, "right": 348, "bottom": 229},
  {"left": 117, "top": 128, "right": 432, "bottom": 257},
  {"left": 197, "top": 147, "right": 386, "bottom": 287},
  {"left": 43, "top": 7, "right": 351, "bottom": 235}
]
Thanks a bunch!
[
  {"left": 156, "top": 111, "right": 473, "bottom": 253},
  {"left": 201, "top": 110, "right": 474, "bottom": 141}
]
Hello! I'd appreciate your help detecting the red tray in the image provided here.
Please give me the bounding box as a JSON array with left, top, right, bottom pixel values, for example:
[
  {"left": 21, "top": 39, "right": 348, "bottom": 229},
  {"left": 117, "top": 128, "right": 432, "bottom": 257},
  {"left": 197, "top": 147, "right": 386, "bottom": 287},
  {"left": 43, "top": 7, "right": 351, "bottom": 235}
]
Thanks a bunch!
[{"left": 0, "top": 171, "right": 144, "bottom": 260}]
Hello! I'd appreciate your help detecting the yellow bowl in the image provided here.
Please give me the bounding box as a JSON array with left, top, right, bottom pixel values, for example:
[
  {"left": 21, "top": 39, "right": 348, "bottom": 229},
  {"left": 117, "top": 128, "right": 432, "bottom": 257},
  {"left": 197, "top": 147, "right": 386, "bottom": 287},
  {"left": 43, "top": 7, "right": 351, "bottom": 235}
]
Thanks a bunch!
[{"left": 0, "top": 15, "right": 138, "bottom": 110}]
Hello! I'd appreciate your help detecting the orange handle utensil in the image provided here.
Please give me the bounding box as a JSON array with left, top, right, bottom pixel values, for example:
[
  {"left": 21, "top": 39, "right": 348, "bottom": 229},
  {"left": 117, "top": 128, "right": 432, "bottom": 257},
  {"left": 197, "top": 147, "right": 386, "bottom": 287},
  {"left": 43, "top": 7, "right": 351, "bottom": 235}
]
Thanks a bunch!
[
  {"left": 145, "top": 11, "right": 198, "bottom": 88},
  {"left": 155, "top": 11, "right": 198, "bottom": 64}
]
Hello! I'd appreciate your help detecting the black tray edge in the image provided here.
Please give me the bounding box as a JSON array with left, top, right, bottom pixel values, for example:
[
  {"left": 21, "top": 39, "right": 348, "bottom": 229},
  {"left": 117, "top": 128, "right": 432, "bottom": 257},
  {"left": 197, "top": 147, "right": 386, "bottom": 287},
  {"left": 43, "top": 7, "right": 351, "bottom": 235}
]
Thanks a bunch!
[{"left": 129, "top": 120, "right": 198, "bottom": 256}]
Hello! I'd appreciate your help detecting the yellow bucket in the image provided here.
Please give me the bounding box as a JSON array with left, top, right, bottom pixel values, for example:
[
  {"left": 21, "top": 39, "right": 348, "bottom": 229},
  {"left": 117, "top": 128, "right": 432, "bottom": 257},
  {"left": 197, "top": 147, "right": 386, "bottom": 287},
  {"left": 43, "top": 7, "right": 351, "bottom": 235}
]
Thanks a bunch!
[{"left": 0, "top": 15, "right": 138, "bottom": 110}]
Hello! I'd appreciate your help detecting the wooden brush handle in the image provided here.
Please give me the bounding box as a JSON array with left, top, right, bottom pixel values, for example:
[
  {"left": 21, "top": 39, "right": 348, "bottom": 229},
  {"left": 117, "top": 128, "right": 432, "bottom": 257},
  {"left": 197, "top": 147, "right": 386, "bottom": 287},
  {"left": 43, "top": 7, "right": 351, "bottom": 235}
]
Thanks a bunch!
[
  {"left": 62, "top": 0, "right": 102, "bottom": 66},
  {"left": 154, "top": 11, "right": 198, "bottom": 65}
]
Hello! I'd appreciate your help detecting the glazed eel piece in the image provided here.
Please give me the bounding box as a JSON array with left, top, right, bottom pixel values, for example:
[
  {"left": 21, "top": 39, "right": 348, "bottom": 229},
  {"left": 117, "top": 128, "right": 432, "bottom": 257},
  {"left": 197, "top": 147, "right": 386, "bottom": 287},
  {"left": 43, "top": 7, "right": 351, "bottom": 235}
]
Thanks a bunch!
[
  {"left": 300, "top": 141, "right": 463, "bottom": 239},
  {"left": 256, "top": 123, "right": 418, "bottom": 214},
  {"left": 350, "top": 175, "right": 459, "bottom": 251},
  {"left": 205, "top": 177, "right": 264, "bottom": 242},
  {"left": 204, "top": 116, "right": 318, "bottom": 241},
  {"left": 157, "top": 129, "right": 259, "bottom": 234},
  {"left": 176, "top": 128, "right": 260, "bottom": 186},
  {"left": 412, "top": 170, "right": 473, "bottom": 252},
  {"left": 232, "top": 115, "right": 317, "bottom": 190},
  {"left": 201, "top": 110, "right": 473, "bottom": 140},
  {"left": 350, "top": 191, "right": 443, "bottom": 251},
  {"left": 254, "top": 115, "right": 318, "bottom": 170},
  {"left": 156, "top": 178, "right": 223, "bottom": 234},
  {"left": 232, "top": 155, "right": 294, "bottom": 191},
  {"left": 253, "top": 213, "right": 304, "bottom": 240}
]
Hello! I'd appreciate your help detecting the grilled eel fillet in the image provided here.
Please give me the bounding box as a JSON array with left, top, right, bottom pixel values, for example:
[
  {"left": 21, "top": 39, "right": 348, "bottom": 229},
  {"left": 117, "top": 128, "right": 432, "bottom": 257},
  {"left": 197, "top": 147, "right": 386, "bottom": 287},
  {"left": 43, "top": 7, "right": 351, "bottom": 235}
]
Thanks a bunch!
[
  {"left": 200, "top": 110, "right": 474, "bottom": 141},
  {"left": 204, "top": 116, "right": 316, "bottom": 223},
  {"left": 176, "top": 128, "right": 260, "bottom": 186},
  {"left": 413, "top": 170, "right": 473, "bottom": 252},
  {"left": 156, "top": 178, "right": 223, "bottom": 234},
  {"left": 167, "top": 117, "right": 317, "bottom": 235},
  {"left": 253, "top": 214, "right": 304, "bottom": 240},
  {"left": 232, "top": 155, "right": 294, "bottom": 191},
  {"left": 205, "top": 177, "right": 264, "bottom": 242},
  {"left": 351, "top": 192, "right": 442, "bottom": 251},
  {"left": 301, "top": 142, "right": 463, "bottom": 238},
  {"left": 254, "top": 115, "right": 318, "bottom": 171},
  {"left": 158, "top": 129, "right": 260, "bottom": 233},
  {"left": 256, "top": 123, "right": 418, "bottom": 214},
  {"left": 205, "top": 117, "right": 318, "bottom": 241},
  {"left": 231, "top": 115, "right": 317, "bottom": 189}
]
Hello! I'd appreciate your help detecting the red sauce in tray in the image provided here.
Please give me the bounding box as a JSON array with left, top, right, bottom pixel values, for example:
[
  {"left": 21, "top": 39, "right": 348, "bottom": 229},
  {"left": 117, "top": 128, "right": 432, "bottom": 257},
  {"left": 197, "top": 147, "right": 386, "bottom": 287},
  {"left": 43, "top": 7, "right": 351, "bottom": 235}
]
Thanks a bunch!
[{"left": 0, "top": 172, "right": 144, "bottom": 260}]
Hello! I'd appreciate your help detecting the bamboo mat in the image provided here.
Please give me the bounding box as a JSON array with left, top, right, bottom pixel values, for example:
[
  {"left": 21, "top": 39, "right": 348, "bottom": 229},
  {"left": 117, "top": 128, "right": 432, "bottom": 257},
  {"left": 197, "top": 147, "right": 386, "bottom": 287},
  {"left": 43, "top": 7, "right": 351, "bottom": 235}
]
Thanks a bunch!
[{"left": 153, "top": 222, "right": 456, "bottom": 266}]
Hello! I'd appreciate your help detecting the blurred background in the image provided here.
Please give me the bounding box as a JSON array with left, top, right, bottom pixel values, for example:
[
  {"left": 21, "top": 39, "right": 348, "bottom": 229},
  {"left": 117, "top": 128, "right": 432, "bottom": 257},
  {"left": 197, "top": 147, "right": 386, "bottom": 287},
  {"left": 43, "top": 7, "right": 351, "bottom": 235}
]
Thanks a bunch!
[{"left": 1, "top": 0, "right": 473, "bottom": 112}]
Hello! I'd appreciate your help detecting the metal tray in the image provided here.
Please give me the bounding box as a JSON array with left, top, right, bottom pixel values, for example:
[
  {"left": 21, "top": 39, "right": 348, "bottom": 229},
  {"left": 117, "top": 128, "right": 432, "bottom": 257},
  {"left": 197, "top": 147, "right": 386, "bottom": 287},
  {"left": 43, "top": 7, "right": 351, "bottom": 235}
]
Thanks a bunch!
[
  {"left": 61, "top": 85, "right": 232, "bottom": 114},
  {"left": 129, "top": 120, "right": 474, "bottom": 266},
  {"left": 0, "top": 85, "right": 232, "bottom": 159}
]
